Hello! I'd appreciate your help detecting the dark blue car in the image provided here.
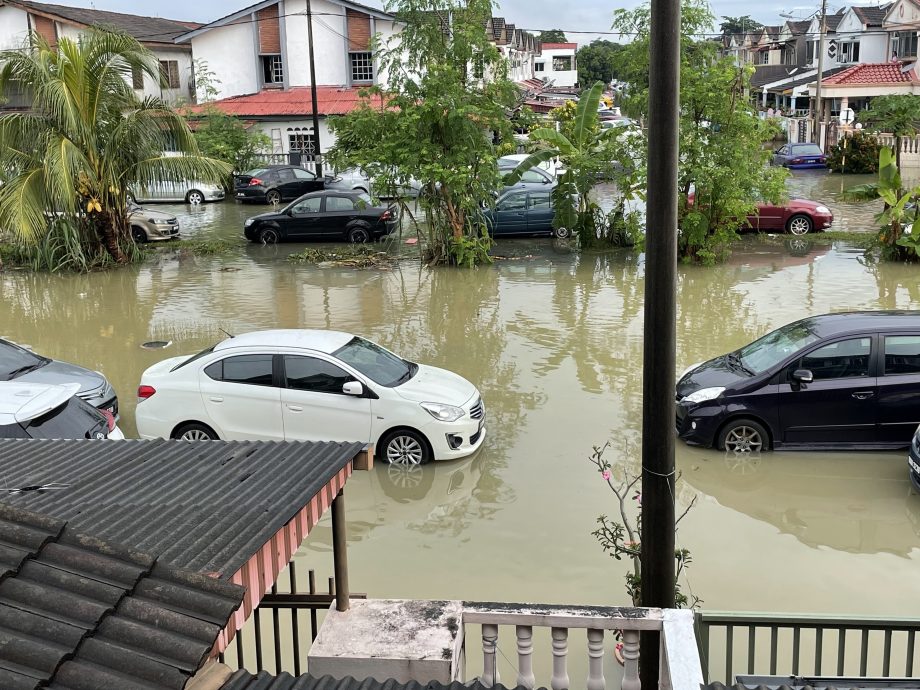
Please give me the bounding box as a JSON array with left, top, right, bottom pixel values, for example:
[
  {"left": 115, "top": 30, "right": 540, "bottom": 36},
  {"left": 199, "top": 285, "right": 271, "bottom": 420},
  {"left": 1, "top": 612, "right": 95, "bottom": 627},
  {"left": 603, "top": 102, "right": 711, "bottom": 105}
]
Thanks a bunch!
[
  {"left": 483, "top": 189, "right": 571, "bottom": 238},
  {"left": 677, "top": 311, "right": 920, "bottom": 452},
  {"left": 772, "top": 143, "right": 828, "bottom": 169}
]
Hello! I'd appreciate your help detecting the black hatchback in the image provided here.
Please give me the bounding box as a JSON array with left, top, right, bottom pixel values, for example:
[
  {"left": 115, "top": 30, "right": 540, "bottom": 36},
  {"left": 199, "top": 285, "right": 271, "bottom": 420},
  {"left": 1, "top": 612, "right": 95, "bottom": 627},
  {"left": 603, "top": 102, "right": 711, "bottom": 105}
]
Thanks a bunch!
[
  {"left": 677, "top": 311, "right": 920, "bottom": 452},
  {"left": 243, "top": 190, "right": 397, "bottom": 243},
  {"left": 234, "top": 165, "right": 327, "bottom": 204}
]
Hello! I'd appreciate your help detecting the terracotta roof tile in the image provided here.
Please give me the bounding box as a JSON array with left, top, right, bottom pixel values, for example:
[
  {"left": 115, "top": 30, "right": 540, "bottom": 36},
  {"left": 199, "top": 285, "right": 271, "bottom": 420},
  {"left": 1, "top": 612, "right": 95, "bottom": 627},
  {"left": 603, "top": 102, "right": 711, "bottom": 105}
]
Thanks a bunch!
[
  {"left": 187, "top": 87, "right": 387, "bottom": 118},
  {"left": 822, "top": 62, "right": 918, "bottom": 85},
  {"left": 541, "top": 42, "right": 577, "bottom": 50}
]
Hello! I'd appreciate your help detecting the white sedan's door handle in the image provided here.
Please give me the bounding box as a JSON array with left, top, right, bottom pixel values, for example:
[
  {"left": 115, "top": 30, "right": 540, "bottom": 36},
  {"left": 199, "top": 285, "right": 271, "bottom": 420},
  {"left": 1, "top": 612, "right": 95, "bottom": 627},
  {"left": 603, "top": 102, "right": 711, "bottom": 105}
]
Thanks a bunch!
[
  {"left": 209, "top": 396, "right": 224, "bottom": 403},
  {"left": 287, "top": 404, "right": 303, "bottom": 412}
]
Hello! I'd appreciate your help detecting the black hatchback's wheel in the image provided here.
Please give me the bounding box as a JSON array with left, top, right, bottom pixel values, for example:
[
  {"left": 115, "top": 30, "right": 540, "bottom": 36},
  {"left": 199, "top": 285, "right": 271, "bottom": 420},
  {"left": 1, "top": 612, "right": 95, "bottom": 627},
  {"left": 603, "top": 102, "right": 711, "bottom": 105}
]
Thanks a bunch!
[
  {"left": 173, "top": 422, "right": 219, "bottom": 441},
  {"left": 259, "top": 227, "right": 280, "bottom": 244},
  {"left": 379, "top": 429, "right": 432, "bottom": 465},
  {"left": 266, "top": 190, "right": 282, "bottom": 205},
  {"left": 718, "top": 418, "right": 769, "bottom": 453},
  {"left": 786, "top": 214, "right": 813, "bottom": 236},
  {"left": 131, "top": 226, "right": 147, "bottom": 243},
  {"left": 347, "top": 226, "right": 371, "bottom": 243}
]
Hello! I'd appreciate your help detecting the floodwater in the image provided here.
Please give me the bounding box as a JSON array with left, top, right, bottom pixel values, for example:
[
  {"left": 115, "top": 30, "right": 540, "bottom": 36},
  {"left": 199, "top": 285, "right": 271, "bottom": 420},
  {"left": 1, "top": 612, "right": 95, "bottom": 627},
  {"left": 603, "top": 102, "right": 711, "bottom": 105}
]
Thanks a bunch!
[{"left": 1, "top": 172, "right": 918, "bottom": 630}]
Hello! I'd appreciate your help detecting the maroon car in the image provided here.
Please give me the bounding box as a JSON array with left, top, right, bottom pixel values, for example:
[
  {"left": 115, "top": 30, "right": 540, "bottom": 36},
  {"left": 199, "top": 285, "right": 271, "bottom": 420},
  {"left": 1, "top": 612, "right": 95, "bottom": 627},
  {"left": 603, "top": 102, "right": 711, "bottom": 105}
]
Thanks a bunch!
[{"left": 747, "top": 198, "right": 834, "bottom": 235}]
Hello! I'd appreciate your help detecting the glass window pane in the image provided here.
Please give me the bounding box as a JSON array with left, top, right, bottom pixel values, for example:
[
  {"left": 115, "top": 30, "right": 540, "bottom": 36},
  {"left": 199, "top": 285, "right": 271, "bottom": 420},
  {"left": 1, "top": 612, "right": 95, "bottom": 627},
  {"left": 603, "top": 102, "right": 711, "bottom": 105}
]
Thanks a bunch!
[
  {"left": 885, "top": 335, "right": 920, "bottom": 375},
  {"left": 26, "top": 398, "right": 101, "bottom": 439},
  {"left": 528, "top": 193, "right": 551, "bottom": 209},
  {"left": 292, "top": 197, "right": 321, "bottom": 213},
  {"left": 293, "top": 168, "right": 315, "bottom": 180},
  {"left": 327, "top": 196, "right": 355, "bottom": 211},
  {"left": 521, "top": 170, "right": 545, "bottom": 183},
  {"left": 800, "top": 338, "right": 871, "bottom": 380},
  {"left": 285, "top": 356, "right": 351, "bottom": 393},
  {"left": 0, "top": 340, "right": 43, "bottom": 379},
  {"left": 498, "top": 194, "right": 526, "bottom": 211},
  {"left": 220, "top": 355, "right": 274, "bottom": 386}
]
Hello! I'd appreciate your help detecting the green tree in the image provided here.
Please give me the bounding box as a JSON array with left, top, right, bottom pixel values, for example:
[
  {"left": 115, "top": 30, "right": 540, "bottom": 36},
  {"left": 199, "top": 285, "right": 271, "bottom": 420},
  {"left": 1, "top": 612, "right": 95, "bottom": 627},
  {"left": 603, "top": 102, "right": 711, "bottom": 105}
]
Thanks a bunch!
[
  {"left": 858, "top": 95, "right": 920, "bottom": 172},
  {"left": 577, "top": 40, "right": 624, "bottom": 86},
  {"left": 191, "top": 109, "right": 271, "bottom": 174},
  {"left": 613, "top": 0, "right": 787, "bottom": 263},
  {"left": 719, "top": 15, "right": 764, "bottom": 35},
  {"left": 826, "top": 129, "right": 880, "bottom": 174},
  {"left": 0, "top": 31, "right": 229, "bottom": 267},
  {"left": 328, "top": 0, "right": 516, "bottom": 266},
  {"left": 538, "top": 30, "right": 568, "bottom": 43}
]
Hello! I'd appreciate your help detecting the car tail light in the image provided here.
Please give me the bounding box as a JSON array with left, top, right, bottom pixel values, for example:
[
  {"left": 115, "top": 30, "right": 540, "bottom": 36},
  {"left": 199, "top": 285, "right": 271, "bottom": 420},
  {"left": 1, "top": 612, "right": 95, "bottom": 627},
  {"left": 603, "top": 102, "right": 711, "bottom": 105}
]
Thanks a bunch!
[
  {"left": 248, "top": 178, "right": 263, "bottom": 186},
  {"left": 100, "top": 408, "right": 116, "bottom": 432},
  {"left": 137, "top": 385, "right": 156, "bottom": 401},
  {"left": 790, "top": 158, "right": 803, "bottom": 164},
  {"left": 380, "top": 209, "right": 393, "bottom": 221}
]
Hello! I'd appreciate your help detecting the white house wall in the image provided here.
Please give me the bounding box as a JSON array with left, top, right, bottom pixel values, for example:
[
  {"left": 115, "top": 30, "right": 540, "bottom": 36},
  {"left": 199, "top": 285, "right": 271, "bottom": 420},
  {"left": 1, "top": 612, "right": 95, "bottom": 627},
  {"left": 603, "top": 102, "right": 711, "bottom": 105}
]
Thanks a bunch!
[
  {"left": 252, "top": 118, "right": 336, "bottom": 155},
  {"left": 0, "top": 5, "right": 29, "bottom": 48},
  {"left": 190, "top": 20, "right": 259, "bottom": 99},
  {"left": 537, "top": 47, "right": 577, "bottom": 87}
]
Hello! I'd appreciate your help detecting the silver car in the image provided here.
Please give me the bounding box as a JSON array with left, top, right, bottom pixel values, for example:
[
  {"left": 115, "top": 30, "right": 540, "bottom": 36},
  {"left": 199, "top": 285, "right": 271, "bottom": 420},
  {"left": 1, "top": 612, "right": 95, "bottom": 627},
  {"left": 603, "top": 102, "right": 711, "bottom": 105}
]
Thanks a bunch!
[
  {"left": 327, "top": 167, "right": 422, "bottom": 199},
  {"left": 128, "top": 203, "right": 180, "bottom": 242},
  {"left": 129, "top": 180, "right": 225, "bottom": 204},
  {"left": 0, "top": 338, "right": 118, "bottom": 417}
]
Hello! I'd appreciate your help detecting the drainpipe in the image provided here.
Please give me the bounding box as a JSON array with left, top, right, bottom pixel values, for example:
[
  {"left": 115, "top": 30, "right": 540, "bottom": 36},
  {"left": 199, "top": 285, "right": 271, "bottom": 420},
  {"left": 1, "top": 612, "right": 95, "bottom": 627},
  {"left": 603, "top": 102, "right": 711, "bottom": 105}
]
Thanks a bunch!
[
  {"left": 640, "top": 0, "right": 680, "bottom": 680},
  {"left": 814, "top": 0, "right": 827, "bottom": 146}
]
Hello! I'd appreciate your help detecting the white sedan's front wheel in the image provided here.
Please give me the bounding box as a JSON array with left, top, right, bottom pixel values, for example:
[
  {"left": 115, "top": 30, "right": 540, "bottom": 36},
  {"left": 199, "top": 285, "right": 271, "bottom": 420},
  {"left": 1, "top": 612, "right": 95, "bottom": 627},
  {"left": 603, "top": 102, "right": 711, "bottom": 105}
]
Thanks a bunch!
[{"left": 380, "top": 429, "right": 431, "bottom": 465}]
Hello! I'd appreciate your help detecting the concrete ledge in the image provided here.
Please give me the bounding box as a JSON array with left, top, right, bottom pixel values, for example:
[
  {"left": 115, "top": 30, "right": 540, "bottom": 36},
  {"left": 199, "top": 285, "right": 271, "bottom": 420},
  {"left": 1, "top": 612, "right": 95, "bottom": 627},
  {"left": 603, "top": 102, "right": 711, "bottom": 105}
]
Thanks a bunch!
[{"left": 308, "top": 599, "right": 462, "bottom": 683}]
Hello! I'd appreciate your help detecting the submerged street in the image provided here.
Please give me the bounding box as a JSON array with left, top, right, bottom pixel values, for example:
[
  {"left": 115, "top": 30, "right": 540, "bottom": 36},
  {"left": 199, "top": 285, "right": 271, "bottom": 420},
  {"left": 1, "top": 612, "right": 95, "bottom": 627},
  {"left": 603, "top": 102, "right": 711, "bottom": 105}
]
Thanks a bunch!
[{"left": 1, "top": 170, "right": 918, "bottom": 622}]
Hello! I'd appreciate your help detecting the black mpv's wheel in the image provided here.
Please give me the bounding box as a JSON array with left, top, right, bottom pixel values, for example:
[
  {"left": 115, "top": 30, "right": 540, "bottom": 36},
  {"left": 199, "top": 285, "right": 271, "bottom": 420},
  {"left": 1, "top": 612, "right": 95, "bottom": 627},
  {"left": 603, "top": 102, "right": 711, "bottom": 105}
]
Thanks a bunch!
[{"left": 718, "top": 418, "right": 769, "bottom": 453}]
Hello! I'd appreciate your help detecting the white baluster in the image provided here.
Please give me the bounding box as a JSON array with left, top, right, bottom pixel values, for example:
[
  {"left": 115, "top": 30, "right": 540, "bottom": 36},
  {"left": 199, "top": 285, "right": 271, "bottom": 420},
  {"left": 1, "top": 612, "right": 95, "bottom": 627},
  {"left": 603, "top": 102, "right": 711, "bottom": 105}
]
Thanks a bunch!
[
  {"left": 621, "top": 630, "right": 641, "bottom": 690},
  {"left": 482, "top": 624, "right": 500, "bottom": 688},
  {"left": 551, "top": 627, "right": 570, "bottom": 690},
  {"left": 516, "top": 625, "right": 535, "bottom": 689},
  {"left": 587, "top": 628, "right": 606, "bottom": 690}
]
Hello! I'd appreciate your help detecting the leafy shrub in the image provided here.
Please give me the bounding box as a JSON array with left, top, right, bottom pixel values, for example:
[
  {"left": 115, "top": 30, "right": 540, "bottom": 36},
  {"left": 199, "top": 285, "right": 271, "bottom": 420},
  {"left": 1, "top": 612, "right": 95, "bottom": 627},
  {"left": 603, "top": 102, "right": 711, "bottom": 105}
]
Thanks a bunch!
[{"left": 827, "top": 131, "right": 880, "bottom": 174}]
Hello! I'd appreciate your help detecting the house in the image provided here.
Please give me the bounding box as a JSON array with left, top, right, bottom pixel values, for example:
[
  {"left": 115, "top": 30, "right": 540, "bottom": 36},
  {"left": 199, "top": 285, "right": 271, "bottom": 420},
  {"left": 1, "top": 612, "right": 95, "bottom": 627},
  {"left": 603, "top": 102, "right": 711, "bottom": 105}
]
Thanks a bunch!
[
  {"left": 534, "top": 42, "right": 578, "bottom": 88},
  {"left": 0, "top": 0, "right": 200, "bottom": 106},
  {"left": 884, "top": 0, "right": 920, "bottom": 60},
  {"left": 486, "top": 17, "right": 540, "bottom": 83},
  {"left": 831, "top": 4, "right": 892, "bottom": 66}
]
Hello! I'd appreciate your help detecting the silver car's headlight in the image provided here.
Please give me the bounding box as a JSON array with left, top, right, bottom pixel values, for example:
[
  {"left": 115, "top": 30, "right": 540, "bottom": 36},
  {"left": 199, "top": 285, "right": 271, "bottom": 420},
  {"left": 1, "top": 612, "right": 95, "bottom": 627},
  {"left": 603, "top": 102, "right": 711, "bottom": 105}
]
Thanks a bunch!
[
  {"left": 682, "top": 387, "right": 725, "bottom": 404},
  {"left": 421, "top": 402, "right": 465, "bottom": 422}
]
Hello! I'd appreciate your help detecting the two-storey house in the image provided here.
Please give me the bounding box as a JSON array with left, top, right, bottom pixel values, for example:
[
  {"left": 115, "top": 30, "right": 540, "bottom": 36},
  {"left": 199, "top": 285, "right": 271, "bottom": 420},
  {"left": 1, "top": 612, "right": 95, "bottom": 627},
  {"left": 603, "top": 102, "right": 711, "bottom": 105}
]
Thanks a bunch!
[
  {"left": 533, "top": 42, "right": 578, "bottom": 88},
  {"left": 486, "top": 17, "right": 540, "bottom": 83},
  {"left": 0, "top": 0, "right": 198, "bottom": 108}
]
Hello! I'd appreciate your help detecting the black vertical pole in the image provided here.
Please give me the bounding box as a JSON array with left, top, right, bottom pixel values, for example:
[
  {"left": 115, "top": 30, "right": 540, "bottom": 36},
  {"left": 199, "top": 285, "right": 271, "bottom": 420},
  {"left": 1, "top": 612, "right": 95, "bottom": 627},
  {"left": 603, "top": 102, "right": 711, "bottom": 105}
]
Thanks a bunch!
[
  {"left": 331, "top": 490, "right": 350, "bottom": 612},
  {"left": 305, "top": 0, "right": 324, "bottom": 177},
  {"left": 640, "top": 0, "right": 680, "bottom": 680}
]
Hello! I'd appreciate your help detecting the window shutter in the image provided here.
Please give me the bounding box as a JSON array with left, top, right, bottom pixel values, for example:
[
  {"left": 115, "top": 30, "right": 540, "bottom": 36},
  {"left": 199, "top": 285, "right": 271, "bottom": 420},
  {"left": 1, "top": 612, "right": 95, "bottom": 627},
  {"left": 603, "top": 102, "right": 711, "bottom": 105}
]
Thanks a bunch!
[
  {"left": 30, "top": 14, "right": 56, "bottom": 47},
  {"left": 258, "top": 4, "right": 281, "bottom": 54},
  {"left": 347, "top": 10, "right": 371, "bottom": 51}
]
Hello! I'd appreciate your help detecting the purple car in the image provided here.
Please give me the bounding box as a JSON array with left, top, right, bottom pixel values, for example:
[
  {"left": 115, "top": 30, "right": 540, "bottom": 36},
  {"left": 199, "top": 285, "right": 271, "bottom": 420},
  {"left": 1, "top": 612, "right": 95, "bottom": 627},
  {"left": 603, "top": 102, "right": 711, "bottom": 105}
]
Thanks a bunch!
[{"left": 772, "top": 143, "right": 828, "bottom": 169}]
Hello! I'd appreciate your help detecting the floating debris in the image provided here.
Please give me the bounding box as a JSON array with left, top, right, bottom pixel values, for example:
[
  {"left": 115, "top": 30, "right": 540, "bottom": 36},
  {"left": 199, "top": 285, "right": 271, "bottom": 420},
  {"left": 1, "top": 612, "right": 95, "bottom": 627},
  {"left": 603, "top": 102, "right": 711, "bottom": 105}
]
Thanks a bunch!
[{"left": 141, "top": 340, "right": 173, "bottom": 350}]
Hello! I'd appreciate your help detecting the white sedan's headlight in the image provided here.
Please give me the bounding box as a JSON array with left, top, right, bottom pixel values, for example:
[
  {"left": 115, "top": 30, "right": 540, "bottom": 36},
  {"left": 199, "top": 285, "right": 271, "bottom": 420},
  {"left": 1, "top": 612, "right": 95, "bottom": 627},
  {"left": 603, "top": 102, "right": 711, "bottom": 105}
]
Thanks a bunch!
[
  {"left": 421, "top": 402, "right": 465, "bottom": 422},
  {"left": 681, "top": 387, "right": 725, "bottom": 404},
  {"left": 815, "top": 205, "right": 830, "bottom": 214}
]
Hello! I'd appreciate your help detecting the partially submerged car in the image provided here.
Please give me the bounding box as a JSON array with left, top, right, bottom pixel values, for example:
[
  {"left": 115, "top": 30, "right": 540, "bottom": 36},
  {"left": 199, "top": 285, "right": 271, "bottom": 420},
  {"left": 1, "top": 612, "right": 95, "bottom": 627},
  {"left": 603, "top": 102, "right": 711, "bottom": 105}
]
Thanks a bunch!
[
  {"left": 0, "top": 382, "right": 123, "bottom": 439},
  {"left": 128, "top": 203, "right": 180, "bottom": 243}
]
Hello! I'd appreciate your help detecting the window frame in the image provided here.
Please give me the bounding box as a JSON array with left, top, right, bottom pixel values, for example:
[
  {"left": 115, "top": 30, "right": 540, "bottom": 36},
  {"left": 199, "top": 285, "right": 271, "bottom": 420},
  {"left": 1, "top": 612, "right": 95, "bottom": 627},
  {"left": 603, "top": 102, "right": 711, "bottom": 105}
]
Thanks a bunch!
[
  {"left": 159, "top": 60, "right": 180, "bottom": 89},
  {"left": 131, "top": 65, "right": 144, "bottom": 90},
  {"left": 326, "top": 195, "right": 356, "bottom": 212},
  {"left": 497, "top": 192, "right": 527, "bottom": 211},
  {"left": 349, "top": 51, "right": 374, "bottom": 84},
  {"left": 261, "top": 54, "right": 284, "bottom": 86},
  {"left": 281, "top": 354, "right": 355, "bottom": 395},
  {"left": 534, "top": 62, "right": 545, "bottom": 72},
  {"left": 290, "top": 197, "right": 322, "bottom": 214},
  {"left": 527, "top": 192, "right": 552, "bottom": 210},
  {"left": 204, "top": 354, "right": 275, "bottom": 387},
  {"left": 790, "top": 336, "right": 874, "bottom": 382},
  {"left": 882, "top": 333, "right": 920, "bottom": 376}
]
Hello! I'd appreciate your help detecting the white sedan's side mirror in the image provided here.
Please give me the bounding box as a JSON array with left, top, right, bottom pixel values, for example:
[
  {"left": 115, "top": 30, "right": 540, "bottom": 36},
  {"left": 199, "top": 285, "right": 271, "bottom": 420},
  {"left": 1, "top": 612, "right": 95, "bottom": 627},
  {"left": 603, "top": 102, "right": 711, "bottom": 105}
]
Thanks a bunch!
[{"left": 342, "top": 381, "right": 364, "bottom": 396}]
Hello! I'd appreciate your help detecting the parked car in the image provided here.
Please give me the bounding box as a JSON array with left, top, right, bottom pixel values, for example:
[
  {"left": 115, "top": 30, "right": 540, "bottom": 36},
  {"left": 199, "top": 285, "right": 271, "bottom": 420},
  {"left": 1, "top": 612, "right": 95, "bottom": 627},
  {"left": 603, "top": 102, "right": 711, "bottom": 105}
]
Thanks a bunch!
[
  {"left": 677, "top": 311, "right": 920, "bottom": 452},
  {"left": 484, "top": 189, "right": 570, "bottom": 238},
  {"left": 129, "top": 180, "right": 224, "bottom": 204},
  {"left": 689, "top": 192, "right": 833, "bottom": 234},
  {"left": 128, "top": 203, "right": 180, "bottom": 243},
  {"left": 498, "top": 154, "right": 562, "bottom": 180},
  {"left": 771, "top": 143, "right": 828, "bottom": 169},
  {"left": 326, "top": 167, "right": 422, "bottom": 199},
  {"left": 497, "top": 160, "right": 557, "bottom": 192},
  {"left": 0, "top": 382, "right": 123, "bottom": 439},
  {"left": 909, "top": 425, "right": 920, "bottom": 492},
  {"left": 234, "top": 165, "right": 328, "bottom": 204},
  {"left": 243, "top": 190, "right": 397, "bottom": 244},
  {"left": 0, "top": 338, "right": 118, "bottom": 416},
  {"left": 135, "top": 329, "right": 486, "bottom": 464}
]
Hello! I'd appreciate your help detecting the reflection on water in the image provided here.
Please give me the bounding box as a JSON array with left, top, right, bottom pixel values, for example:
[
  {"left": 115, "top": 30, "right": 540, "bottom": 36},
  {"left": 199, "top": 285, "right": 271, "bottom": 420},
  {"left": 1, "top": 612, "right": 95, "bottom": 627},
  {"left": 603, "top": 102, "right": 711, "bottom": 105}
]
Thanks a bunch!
[{"left": 2, "top": 199, "right": 919, "bottom": 616}]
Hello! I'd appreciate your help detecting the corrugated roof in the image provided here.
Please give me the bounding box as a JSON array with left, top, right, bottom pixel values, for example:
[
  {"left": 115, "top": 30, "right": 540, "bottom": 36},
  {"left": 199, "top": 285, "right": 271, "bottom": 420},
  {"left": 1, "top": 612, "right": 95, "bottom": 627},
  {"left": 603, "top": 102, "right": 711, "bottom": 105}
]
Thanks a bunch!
[
  {"left": 0, "top": 502, "right": 243, "bottom": 690},
  {"left": 3, "top": 0, "right": 199, "bottom": 43},
  {"left": 822, "top": 62, "right": 918, "bottom": 85},
  {"left": 854, "top": 3, "right": 893, "bottom": 26},
  {"left": 187, "top": 87, "right": 387, "bottom": 118},
  {"left": 221, "top": 672, "right": 539, "bottom": 690},
  {"left": 0, "top": 439, "right": 363, "bottom": 577}
]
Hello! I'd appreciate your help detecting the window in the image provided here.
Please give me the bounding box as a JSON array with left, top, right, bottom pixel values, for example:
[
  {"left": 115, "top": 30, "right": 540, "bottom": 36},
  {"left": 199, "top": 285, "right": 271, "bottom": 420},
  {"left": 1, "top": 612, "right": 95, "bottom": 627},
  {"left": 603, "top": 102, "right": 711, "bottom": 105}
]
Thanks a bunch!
[
  {"left": 349, "top": 51, "right": 374, "bottom": 83},
  {"left": 798, "top": 338, "right": 871, "bottom": 380},
  {"left": 891, "top": 31, "right": 919, "bottom": 59},
  {"left": 534, "top": 62, "right": 545, "bottom": 72},
  {"left": 292, "top": 168, "right": 316, "bottom": 180},
  {"left": 552, "top": 56, "right": 572, "bottom": 71},
  {"left": 288, "top": 132, "right": 316, "bottom": 154},
  {"left": 291, "top": 197, "right": 322, "bottom": 214},
  {"left": 326, "top": 196, "right": 356, "bottom": 211},
  {"left": 333, "top": 336, "right": 412, "bottom": 387},
  {"left": 284, "top": 356, "right": 352, "bottom": 394},
  {"left": 159, "top": 60, "right": 180, "bottom": 89},
  {"left": 840, "top": 41, "right": 860, "bottom": 63},
  {"left": 528, "top": 192, "right": 551, "bottom": 209},
  {"left": 498, "top": 193, "right": 527, "bottom": 211},
  {"left": 206, "top": 355, "right": 274, "bottom": 386},
  {"left": 521, "top": 169, "right": 548, "bottom": 183},
  {"left": 261, "top": 54, "right": 284, "bottom": 85},
  {"left": 884, "top": 336, "right": 920, "bottom": 375},
  {"left": 806, "top": 40, "right": 816, "bottom": 63},
  {"left": 131, "top": 65, "right": 144, "bottom": 90}
]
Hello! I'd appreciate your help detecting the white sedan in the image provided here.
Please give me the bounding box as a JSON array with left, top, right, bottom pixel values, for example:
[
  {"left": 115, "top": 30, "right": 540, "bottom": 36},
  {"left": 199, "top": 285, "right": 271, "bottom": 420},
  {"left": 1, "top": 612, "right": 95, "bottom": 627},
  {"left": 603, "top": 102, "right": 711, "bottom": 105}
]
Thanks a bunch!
[{"left": 135, "top": 330, "right": 486, "bottom": 464}]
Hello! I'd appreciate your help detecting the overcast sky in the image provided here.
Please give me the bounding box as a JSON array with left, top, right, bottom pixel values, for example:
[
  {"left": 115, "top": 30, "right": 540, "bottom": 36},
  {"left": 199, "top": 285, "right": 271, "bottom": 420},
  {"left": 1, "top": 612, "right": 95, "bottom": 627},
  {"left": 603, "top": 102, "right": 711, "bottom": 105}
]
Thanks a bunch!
[{"left": 56, "top": 0, "right": 874, "bottom": 41}]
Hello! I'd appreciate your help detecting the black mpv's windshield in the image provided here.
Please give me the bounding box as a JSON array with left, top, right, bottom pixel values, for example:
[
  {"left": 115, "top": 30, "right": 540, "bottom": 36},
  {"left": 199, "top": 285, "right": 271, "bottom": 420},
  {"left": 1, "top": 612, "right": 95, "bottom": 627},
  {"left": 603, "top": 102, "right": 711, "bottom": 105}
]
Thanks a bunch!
[
  {"left": 737, "top": 321, "right": 821, "bottom": 374},
  {"left": 334, "top": 337, "right": 414, "bottom": 387}
]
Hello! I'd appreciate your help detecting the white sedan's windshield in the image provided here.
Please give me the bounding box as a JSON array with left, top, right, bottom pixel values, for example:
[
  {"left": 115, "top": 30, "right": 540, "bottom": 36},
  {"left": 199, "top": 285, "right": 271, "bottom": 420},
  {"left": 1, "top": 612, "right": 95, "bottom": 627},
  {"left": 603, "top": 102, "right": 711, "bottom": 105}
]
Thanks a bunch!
[
  {"left": 738, "top": 321, "right": 822, "bottom": 374},
  {"left": 334, "top": 337, "right": 413, "bottom": 387}
]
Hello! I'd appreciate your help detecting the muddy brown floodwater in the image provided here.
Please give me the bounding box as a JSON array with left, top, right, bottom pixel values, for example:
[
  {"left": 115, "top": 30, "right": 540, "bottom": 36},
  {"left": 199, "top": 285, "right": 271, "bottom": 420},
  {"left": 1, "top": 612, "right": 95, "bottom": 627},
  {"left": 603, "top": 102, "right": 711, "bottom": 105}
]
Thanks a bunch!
[{"left": 0, "top": 173, "right": 917, "bottom": 635}]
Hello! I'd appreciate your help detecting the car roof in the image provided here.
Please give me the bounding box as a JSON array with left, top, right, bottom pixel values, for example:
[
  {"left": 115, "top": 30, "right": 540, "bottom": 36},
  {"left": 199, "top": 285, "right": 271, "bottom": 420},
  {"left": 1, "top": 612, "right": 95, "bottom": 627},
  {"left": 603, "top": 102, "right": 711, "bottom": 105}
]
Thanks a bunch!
[
  {"left": 299, "top": 189, "right": 366, "bottom": 198},
  {"left": 213, "top": 329, "right": 356, "bottom": 355},
  {"left": 0, "top": 382, "right": 80, "bottom": 425},
  {"left": 790, "top": 311, "right": 920, "bottom": 338}
]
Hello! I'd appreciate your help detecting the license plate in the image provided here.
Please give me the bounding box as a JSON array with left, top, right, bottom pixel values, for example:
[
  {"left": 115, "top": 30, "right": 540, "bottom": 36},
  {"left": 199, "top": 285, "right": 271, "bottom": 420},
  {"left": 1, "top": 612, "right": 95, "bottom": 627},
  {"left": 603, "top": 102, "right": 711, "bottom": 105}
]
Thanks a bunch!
[
  {"left": 910, "top": 457, "right": 920, "bottom": 475},
  {"left": 236, "top": 192, "right": 245, "bottom": 197}
]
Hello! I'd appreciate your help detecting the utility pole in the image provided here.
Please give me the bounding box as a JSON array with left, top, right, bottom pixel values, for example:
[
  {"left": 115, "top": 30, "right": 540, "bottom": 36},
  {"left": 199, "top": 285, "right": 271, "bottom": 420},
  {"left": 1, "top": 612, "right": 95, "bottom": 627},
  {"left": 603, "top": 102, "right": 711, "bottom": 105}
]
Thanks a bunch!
[
  {"left": 639, "top": 0, "right": 680, "bottom": 679},
  {"left": 813, "top": 0, "right": 828, "bottom": 146},
  {"left": 305, "top": 0, "right": 323, "bottom": 177}
]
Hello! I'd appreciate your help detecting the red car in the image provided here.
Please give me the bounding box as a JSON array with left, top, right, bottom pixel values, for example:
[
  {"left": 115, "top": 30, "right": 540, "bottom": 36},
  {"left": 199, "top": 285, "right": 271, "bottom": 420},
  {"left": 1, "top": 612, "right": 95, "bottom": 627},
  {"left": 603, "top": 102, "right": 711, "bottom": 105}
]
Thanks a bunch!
[{"left": 688, "top": 193, "right": 833, "bottom": 235}]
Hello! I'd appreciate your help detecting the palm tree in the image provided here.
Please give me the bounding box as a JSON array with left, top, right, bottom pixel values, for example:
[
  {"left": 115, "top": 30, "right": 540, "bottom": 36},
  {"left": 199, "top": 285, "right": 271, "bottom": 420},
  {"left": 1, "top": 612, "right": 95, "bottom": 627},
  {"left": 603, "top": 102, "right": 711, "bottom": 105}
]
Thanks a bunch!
[{"left": 0, "top": 30, "right": 229, "bottom": 265}]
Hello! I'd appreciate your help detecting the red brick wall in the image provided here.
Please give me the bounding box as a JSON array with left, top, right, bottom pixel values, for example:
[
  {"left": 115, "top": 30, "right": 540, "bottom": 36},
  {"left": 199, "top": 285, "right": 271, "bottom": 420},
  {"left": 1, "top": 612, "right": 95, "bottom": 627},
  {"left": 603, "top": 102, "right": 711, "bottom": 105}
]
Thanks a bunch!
[
  {"left": 257, "top": 4, "right": 281, "bottom": 54},
  {"left": 347, "top": 10, "right": 371, "bottom": 51},
  {"left": 30, "top": 14, "right": 56, "bottom": 47}
]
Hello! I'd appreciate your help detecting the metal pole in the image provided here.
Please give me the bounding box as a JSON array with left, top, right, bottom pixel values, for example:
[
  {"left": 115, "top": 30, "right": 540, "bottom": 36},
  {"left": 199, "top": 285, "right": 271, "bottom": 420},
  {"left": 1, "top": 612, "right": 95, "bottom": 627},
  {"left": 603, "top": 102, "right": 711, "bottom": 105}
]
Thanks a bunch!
[
  {"left": 639, "top": 0, "right": 680, "bottom": 679},
  {"left": 331, "top": 490, "right": 350, "bottom": 612},
  {"left": 813, "top": 0, "right": 827, "bottom": 145},
  {"left": 305, "top": 0, "right": 324, "bottom": 177}
]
